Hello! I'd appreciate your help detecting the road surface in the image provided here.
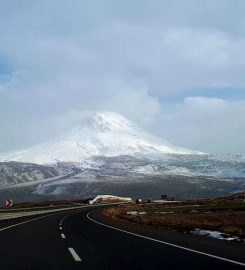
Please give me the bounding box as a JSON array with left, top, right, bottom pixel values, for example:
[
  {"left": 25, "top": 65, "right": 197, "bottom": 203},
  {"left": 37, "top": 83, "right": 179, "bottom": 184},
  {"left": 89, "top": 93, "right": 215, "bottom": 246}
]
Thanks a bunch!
[{"left": 0, "top": 205, "right": 244, "bottom": 269}]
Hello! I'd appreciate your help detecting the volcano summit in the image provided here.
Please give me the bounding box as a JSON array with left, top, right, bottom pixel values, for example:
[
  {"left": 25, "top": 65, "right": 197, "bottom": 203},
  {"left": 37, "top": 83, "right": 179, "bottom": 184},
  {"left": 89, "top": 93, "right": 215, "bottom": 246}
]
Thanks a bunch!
[{"left": 0, "top": 111, "right": 200, "bottom": 165}]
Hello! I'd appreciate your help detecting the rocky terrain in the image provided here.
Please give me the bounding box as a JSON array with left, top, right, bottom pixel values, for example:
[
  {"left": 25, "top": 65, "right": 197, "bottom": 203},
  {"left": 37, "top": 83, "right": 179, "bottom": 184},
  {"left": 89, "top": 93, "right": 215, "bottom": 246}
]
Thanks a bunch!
[{"left": 0, "top": 162, "right": 63, "bottom": 186}]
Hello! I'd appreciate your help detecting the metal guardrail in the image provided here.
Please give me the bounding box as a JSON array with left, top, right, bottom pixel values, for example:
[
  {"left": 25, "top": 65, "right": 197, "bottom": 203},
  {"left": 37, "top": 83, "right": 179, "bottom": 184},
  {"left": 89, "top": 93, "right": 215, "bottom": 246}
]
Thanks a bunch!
[
  {"left": 0, "top": 213, "right": 51, "bottom": 229},
  {"left": 0, "top": 203, "right": 84, "bottom": 213},
  {"left": 0, "top": 205, "right": 88, "bottom": 229},
  {"left": 0, "top": 202, "right": 127, "bottom": 230}
]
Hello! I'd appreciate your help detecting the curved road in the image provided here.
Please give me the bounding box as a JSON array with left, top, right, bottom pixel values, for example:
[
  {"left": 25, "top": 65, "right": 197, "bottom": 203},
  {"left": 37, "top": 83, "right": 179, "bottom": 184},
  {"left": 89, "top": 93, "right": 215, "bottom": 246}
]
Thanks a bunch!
[{"left": 0, "top": 205, "right": 244, "bottom": 270}]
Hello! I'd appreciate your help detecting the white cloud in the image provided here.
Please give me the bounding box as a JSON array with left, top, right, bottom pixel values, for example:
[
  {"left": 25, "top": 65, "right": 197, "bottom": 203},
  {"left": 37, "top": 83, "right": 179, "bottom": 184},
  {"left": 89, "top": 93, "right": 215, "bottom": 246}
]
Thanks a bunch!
[
  {"left": 154, "top": 97, "right": 245, "bottom": 154},
  {"left": 0, "top": 1, "right": 245, "bottom": 154}
]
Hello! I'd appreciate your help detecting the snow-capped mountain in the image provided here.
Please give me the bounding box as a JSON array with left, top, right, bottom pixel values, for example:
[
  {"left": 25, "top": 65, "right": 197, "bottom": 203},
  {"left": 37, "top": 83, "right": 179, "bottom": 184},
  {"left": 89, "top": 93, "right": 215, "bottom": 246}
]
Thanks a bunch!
[
  {"left": 0, "top": 112, "right": 244, "bottom": 200},
  {"left": 0, "top": 111, "right": 200, "bottom": 164}
]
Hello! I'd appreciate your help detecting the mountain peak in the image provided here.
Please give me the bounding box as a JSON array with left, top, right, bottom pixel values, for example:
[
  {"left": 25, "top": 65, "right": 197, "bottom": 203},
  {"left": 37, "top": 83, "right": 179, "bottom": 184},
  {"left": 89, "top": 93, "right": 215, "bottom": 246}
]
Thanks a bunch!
[
  {"left": 0, "top": 111, "right": 201, "bottom": 164},
  {"left": 80, "top": 111, "right": 134, "bottom": 131}
]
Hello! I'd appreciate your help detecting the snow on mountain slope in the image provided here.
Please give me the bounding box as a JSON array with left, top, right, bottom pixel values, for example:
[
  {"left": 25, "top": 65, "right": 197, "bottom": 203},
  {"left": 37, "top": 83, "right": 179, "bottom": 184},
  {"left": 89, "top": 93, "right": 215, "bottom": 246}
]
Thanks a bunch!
[
  {"left": 0, "top": 162, "right": 61, "bottom": 186},
  {"left": 0, "top": 111, "right": 201, "bottom": 164}
]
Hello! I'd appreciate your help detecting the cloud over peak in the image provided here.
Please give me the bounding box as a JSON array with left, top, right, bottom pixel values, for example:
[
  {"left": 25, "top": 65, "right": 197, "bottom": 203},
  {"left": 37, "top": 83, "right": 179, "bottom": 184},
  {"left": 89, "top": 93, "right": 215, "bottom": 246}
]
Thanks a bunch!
[{"left": 0, "top": 0, "right": 245, "bottom": 154}]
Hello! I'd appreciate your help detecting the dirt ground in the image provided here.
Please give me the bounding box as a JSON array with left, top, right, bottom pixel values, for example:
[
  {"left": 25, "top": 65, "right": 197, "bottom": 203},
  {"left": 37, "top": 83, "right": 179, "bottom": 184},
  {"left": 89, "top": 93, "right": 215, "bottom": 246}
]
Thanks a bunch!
[{"left": 103, "top": 192, "right": 245, "bottom": 238}]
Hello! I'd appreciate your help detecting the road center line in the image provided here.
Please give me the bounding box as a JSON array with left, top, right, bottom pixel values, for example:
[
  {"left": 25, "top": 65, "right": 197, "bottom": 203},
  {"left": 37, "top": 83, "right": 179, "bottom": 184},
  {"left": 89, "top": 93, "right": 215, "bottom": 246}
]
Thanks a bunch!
[
  {"left": 68, "top": 247, "right": 82, "bottom": 262},
  {"left": 59, "top": 226, "right": 62, "bottom": 230},
  {"left": 61, "top": 233, "right": 66, "bottom": 239},
  {"left": 87, "top": 211, "right": 245, "bottom": 267}
]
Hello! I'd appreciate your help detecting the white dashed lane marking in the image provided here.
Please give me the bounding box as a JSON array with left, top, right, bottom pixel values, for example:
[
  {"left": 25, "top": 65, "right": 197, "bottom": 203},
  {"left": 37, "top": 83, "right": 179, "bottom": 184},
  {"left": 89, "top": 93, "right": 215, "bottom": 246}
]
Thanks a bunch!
[
  {"left": 61, "top": 233, "right": 66, "bottom": 239},
  {"left": 68, "top": 247, "right": 82, "bottom": 262}
]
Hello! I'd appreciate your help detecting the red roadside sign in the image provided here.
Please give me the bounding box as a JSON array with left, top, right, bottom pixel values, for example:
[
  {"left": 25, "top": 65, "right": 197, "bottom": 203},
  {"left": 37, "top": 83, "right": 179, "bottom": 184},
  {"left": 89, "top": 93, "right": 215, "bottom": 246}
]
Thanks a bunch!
[{"left": 5, "top": 199, "right": 13, "bottom": 207}]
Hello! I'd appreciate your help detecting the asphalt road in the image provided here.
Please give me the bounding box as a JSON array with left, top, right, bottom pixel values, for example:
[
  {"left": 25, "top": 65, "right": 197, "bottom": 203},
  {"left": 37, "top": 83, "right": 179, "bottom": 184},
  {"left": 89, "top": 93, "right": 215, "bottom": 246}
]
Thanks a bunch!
[{"left": 0, "top": 205, "right": 244, "bottom": 270}]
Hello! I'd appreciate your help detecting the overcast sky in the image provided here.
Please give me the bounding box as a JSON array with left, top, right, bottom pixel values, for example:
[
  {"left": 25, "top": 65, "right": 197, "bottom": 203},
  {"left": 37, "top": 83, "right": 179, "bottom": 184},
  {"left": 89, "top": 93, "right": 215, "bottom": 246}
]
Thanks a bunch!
[{"left": 0, "top": 0, "right": 245, "bottom": 154}]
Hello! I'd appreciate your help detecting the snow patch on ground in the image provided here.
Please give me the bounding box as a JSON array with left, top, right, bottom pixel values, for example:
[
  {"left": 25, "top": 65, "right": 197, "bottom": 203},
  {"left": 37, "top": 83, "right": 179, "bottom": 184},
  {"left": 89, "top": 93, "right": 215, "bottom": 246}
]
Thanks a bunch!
[
  {"left": 191, "top": 229, "right": 243, "bottom": 242},
  {"left": 126, "top": 211, "right": 147, "bottom": 215}
]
